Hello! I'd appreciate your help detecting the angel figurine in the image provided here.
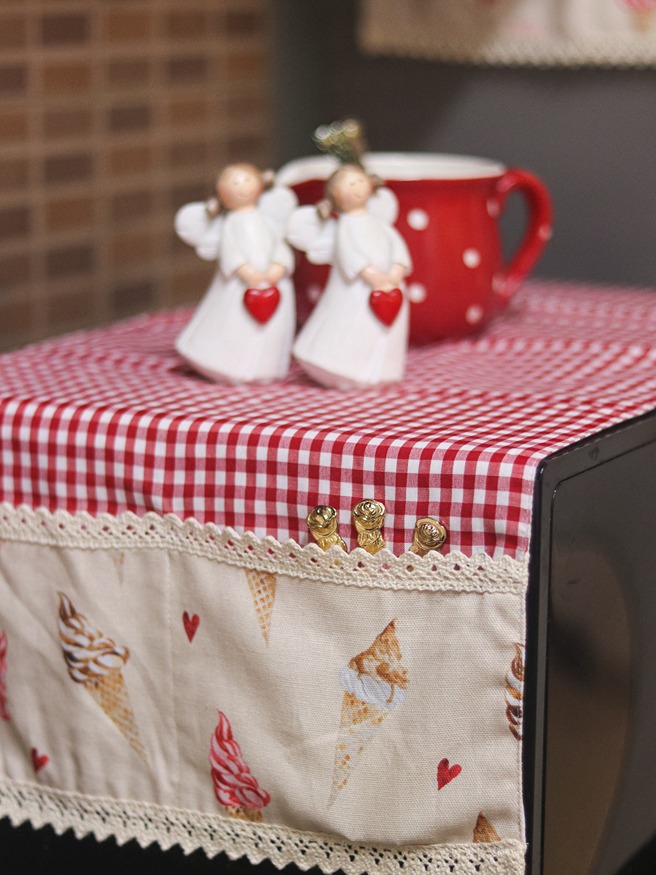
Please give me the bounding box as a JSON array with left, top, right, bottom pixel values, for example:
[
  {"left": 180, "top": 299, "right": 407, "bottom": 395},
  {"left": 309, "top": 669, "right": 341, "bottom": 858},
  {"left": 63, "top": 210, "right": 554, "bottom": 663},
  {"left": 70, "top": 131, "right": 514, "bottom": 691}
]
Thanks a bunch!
[
  {"left": 174, "top": 163, "right": 297, "bottom": 383},
  {"left": 287, "top": 163, "right": 412, "bottom": 390}
]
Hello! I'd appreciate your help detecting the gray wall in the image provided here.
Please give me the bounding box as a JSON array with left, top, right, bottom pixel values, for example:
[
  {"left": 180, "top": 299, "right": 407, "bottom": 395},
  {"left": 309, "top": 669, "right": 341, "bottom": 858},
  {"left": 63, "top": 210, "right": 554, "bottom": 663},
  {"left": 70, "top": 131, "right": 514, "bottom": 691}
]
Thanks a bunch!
[{"left": 272, "top": 0, "right": 656, "bottom": 288}]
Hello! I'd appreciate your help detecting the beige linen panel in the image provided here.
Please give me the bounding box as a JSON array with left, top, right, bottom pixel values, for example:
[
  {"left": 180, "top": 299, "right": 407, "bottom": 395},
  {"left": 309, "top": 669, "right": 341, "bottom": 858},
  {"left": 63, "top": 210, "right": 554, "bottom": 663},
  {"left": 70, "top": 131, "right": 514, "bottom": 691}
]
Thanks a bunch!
[{"left": 0, "top": 510, "right": 526, "bottom": 869}]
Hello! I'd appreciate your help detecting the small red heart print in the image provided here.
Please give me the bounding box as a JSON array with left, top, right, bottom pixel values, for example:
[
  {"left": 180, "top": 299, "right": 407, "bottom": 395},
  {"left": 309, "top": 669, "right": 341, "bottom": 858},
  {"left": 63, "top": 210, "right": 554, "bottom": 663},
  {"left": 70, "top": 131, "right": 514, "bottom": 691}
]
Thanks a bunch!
[
  {"left": 369, "top": 288, "right": 403, "bottom": 326},
  {"left": 437, "top": 757, "right": 462, "bottom": 790},
  {"left": 31, "top": 747, "right": 48, "bottom": 773},
  {"left": 183, "top": 612, "right": 200, "bottom": 643},
  {"left": 243, "top": 287, "right": 281, "bottom": 324}
]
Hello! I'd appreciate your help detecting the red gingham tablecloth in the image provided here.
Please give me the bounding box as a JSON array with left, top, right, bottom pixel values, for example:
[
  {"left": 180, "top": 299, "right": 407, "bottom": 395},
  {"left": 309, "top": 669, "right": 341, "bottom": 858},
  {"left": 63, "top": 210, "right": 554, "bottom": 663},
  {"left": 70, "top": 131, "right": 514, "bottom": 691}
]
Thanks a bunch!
[{"left": 2, "top": 279, "right": 656, "bottom": 560}]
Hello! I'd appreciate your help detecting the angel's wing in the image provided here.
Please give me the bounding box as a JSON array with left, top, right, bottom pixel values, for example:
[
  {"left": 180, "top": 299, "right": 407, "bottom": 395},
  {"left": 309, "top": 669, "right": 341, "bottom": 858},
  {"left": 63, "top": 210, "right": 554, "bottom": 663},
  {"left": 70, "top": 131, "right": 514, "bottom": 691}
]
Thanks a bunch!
[
  {"left": 258, "top": 186, "right": 298, "bottom": 229},
  {"left": 174, "top": 202, "right": 223, "bottom": 262},
  {"left": 366, "top": 187, "right": 399, "bottom": 225},
  {"left": 286, "top": 206, "right": 336, "bottom": 265}
]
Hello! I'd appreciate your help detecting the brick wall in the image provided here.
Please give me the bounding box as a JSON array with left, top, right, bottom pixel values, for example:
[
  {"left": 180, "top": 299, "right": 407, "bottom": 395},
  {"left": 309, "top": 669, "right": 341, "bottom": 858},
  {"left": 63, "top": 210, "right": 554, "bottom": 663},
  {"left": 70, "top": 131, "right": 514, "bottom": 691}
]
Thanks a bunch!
[{"left": 0, "top": 0, "right": 272, "bottom": 351}]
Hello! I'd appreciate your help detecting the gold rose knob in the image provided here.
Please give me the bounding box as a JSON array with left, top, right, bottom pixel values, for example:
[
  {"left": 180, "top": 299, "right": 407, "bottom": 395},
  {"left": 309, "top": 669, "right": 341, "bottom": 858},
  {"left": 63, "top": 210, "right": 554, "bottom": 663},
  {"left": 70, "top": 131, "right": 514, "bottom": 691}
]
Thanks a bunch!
[
  {"left": 307, "top": 505, "right": 346, "bottom": 551},
  {"left": 409, "top": 517, "right": 447, "bottom": 556},
  {"left": 352, "top": 499, "right": 386, "bottom": 554},
  {"left": 312, "top": 119, "right": 366, "bottom": 166}
]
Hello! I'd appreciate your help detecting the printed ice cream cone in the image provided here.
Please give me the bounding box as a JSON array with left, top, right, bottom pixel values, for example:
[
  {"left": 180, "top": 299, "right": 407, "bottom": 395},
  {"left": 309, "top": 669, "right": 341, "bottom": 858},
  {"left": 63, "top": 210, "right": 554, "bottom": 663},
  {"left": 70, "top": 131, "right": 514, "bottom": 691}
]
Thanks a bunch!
[
  {"left": 210, "top": 710, "right": 270, "bottom": 822},
  {"left": 244, "top": 569, "right": 276, "bottom": 645},
  {"left": 329, "top": 619, "right": 408, "bottom": 805},
  {"left": 57, "top": 592, "right": 146, "bottom": 762},
  {"left": 473, "top": 812, "right": 501, "bottom": 843},
  {"left": 224, "top": 805, "right": 263, "bottom": 822},
  {"left": 505, "top": 643, "right": 524, "bottom": 741},
  {"left": 633, "top": 7, "right": 654, "bottom": 31},
  {"left": 624, "top": 0, "right": 656, "bottom": 32},
  {"left": 85, "top": 669, "right": 146, "bottom": 760},
  {"left": 330, "top": 691, "right": 387, "bottom": 803},
  {"left": 0, "top": 631, "right": 9, "bottom": 721}
]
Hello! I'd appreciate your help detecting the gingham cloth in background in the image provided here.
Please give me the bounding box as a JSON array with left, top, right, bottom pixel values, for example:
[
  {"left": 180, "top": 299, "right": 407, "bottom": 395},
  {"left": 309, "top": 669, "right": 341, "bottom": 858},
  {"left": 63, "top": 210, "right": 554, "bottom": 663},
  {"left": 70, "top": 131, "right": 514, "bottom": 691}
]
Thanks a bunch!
[{"left": 2, "top": 279, "right": 656, "bottom": 560}]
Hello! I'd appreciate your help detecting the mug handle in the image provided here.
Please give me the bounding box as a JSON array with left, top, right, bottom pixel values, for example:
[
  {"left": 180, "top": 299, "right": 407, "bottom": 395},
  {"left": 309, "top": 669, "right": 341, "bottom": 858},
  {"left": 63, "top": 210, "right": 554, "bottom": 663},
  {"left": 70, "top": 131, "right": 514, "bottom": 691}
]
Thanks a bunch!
[{"left": 494, "top": 169, "right": 553, "bottom": 301}]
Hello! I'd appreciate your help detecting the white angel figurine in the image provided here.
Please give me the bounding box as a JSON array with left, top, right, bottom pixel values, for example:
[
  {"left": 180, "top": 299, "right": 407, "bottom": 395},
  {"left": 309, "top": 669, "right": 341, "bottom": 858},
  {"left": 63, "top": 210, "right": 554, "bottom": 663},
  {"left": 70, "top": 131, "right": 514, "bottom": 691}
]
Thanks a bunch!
[
  {"left": 287, "top": 163, "right": 412, "bottom": 390},
  {"left": 174, "top": 163, "right": 297, "bottom": 383}
]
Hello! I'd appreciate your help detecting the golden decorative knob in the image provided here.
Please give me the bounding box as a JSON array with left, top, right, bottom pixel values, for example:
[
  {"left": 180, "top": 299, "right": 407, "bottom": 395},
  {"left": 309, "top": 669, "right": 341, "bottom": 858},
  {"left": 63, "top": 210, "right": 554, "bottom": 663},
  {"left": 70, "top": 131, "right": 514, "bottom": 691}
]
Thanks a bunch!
[
  {"left": 352, "top": 499, "right": 386, "bottom": 554},
  {"left": 306, "top": 505, "right": 346, "bottom": 551},
  {"left": 409, "top": 517, "right": 447, "bottom": 556},
  {"left": 312, "top": 118, "right": 366, "bottom": 166}
]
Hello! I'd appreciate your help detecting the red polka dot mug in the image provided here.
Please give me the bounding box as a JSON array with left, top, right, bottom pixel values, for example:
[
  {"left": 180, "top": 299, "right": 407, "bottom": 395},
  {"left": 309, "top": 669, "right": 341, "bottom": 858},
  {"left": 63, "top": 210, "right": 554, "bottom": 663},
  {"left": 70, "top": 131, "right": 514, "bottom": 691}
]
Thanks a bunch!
[{"left": 278, "top": 154, "right": 552, "bottom": 345}]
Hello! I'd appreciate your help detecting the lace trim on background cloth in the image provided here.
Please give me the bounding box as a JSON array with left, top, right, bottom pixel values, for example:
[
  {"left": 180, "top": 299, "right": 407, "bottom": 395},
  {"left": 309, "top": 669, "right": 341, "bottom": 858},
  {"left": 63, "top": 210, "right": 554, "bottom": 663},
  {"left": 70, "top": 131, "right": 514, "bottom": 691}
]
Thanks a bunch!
[
  {"left": 0, "top": 778, "right": 526, "bottom": 875},
  {"left": 0, "top": 504, "right": 528, "bottom": 594},
  {"left": 360, "top": 32, "right": 656, "bottom": 68},
  {"left": 359, "top": 3, "right": 656, "bottom": 68}
]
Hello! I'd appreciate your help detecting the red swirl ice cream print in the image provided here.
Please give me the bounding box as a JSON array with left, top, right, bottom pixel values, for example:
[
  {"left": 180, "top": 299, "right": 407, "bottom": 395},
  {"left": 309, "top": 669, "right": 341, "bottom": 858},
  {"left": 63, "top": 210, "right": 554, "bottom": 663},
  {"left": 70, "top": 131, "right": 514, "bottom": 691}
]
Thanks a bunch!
[
  {"left": 0, "top": 631, "right": 9, "bottom": 721},
  {"left": 210, "top": 710, "right": 270, "bottom": 822}
]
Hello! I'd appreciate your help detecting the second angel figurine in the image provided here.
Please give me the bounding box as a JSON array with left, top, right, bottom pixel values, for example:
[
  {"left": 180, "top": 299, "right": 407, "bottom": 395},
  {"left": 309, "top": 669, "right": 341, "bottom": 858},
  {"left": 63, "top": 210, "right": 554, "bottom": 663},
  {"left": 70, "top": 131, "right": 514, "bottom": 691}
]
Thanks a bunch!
[
  {"left": 174, "top": 163, "right": 297, "bottom": 383},
  {"left": 287, "top": 163, "right": 412, "bottom": 390}
]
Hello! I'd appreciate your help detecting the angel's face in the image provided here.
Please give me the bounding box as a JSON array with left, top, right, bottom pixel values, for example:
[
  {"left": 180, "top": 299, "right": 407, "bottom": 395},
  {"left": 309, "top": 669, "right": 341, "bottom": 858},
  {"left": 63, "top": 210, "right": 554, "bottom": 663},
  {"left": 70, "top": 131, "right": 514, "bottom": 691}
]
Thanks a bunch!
[
  {"left": 217, "top": 165, "right": 263, "bottom": 210},
  {"left": 332, "top": 167, "right": 373, "bottom": 213}
]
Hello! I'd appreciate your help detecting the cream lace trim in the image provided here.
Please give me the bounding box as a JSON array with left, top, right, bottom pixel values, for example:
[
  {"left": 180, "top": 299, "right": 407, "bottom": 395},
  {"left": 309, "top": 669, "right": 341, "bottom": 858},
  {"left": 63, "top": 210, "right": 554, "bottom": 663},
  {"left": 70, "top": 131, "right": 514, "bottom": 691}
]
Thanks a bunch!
[
  {"left": 0, "top": 503, "right": 527, "bottom": 594},
  {"left": 361, "top": 34, "right": 656, "bottom": 68},
  {"left": 359, "top": 11, "right": 656, "bottom": 68},
  {"left": 0, "top": 778, "right": 526, "bottom": 875}
]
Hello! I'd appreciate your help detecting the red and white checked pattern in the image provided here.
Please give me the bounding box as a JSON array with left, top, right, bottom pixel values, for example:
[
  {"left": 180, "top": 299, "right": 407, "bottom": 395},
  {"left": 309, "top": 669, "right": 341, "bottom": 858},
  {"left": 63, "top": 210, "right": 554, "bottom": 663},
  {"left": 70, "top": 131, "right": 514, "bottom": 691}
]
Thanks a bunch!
[{"left": 2, "top": 279, "right": 656, "bottom": 559}]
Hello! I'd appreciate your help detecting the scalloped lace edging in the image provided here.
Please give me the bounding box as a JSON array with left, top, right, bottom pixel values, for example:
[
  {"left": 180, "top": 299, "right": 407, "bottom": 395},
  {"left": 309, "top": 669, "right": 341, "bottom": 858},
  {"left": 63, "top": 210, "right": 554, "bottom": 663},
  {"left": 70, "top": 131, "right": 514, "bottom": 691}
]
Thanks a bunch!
[
  {"left": 361, "top": 37, "right": 656, "bottom": 68},
  {"left": 359, "top": 19, "right": 656, "bottom": 68},
  {"left": 0, "top": 778, "right": 526, "bottom": 875},
  {"left": 0, "top": 504, "right": 528, "bottom": 593}
]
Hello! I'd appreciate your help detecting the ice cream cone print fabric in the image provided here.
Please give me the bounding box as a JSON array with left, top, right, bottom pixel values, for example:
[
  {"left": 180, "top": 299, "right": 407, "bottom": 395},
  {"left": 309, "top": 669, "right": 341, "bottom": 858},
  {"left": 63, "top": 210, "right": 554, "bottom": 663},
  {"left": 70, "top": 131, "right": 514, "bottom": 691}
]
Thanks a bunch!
[
  {"left": 505, "top": 644, "right": 525, "bottom": 741},
  {"left": 210, "top": 710, "right": 271, "bottom": 821},
  {"left": 0, "top": 507, "right": 527, "bottom": 872},
  {"left": 330, "top": 620, "right": 409, "bottom": 805},
  {"left": 0, "top": 534, "right": 172, "bottom": 803},
  {"left": 57, "top": 593, "right": 147, "bottom": 762},
  {"left": 0, "top": 630, "right": 9, "bottom": 721},
  {"left": 243, "top": 569, "right": 276, "bottom": 645}
]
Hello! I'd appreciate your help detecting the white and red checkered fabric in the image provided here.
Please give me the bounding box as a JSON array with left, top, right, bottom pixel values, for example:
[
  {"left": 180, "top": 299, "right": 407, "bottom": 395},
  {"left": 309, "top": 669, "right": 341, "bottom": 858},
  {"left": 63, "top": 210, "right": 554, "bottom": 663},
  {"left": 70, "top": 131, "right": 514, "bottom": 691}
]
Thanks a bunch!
[{"left": 2, "top": 279, "right": 656, "bottom": 559}]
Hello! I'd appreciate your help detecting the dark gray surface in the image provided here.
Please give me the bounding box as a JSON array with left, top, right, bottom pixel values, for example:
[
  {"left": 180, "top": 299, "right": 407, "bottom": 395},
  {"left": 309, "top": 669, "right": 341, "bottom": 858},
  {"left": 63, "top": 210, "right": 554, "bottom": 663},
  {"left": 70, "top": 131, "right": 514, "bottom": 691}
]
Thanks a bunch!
[
  {"left": 0, "top": 818, "right": 320, "bottom": 875},
  {"left": 545, "top": 442, "right": 656, "bottom": 875},
  {"left": 528, "top": 414, "right": 656, "bottom": 875},
  {"left": 272, "top": 0, "right": 656, "bottom": 288}
]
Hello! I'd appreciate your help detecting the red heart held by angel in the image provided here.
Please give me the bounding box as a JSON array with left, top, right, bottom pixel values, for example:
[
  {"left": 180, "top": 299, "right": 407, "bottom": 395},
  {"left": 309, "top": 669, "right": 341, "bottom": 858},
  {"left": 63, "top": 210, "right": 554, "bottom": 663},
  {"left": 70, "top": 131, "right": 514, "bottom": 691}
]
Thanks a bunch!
[
  {"left": 369, "top": 288, "right": 403, "bottom": 326},
  {"left": 243, "top": 286, "right": 281, "bottom": 324},
  {"left": 437, "top": 757, "right": 462, "bottom": 790}
]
